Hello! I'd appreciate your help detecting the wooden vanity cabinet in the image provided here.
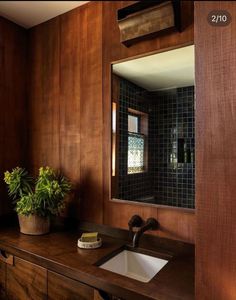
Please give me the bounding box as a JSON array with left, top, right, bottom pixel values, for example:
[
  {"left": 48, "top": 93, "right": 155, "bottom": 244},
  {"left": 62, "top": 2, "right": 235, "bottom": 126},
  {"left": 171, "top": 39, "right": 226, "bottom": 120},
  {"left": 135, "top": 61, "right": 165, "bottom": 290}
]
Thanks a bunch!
[
  {"left": 0, "top": 251, "right": 111, "bottom": 300},
  {"left": 0, "top": 260, "right": 7, "bottom": 299},
  {"left": 48, "top": 271, "right": 94, "bottom": 300},
  {"left": 6, "top": 257, "right": 47, "bottom": 300},
  {"left": 0, "top": 250, "right": 48, "bottom": 300},
  {"left": 48, "top": 271, "right": 122, "bottom": 300}
]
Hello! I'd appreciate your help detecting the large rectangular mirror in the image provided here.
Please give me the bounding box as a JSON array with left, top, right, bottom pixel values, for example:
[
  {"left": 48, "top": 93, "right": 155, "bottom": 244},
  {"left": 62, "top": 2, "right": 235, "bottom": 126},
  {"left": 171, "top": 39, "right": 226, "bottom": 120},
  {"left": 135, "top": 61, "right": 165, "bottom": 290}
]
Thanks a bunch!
[{"left": 111, "top": 45, "right": 195, "bottom": 209}]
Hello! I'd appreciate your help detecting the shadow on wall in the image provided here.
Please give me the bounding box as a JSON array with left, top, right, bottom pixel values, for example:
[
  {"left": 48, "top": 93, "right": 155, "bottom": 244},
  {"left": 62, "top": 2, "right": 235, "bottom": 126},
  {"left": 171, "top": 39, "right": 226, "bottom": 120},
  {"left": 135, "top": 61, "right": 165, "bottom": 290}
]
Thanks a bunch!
[{"left": 63, "top": 169, "right": 103, "bottom": 223}]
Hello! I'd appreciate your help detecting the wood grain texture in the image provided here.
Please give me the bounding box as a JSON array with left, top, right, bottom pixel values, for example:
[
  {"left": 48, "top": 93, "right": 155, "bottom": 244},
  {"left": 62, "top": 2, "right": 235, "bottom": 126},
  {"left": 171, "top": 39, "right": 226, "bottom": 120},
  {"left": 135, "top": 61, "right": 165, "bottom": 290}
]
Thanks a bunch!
[
  {"left": 6, "top": 256, "right": 47, "bottom": 300},
  {"left": 118, "top": 1, "right": 176, "bottom": 46},
  {"left": 102, "top": 1, "right": 195, "bottom": 243},
  {"left": 0, "top": 251, "right": 13, "bottom": 266},
  {"left": 195, "top": 1, "right": 236, "bottom": 299},
  {"left": 28, "top": 2, "right": 103, "bottom": 223},
  {"left": 0, "top": 227, "right": 194, "bottom": 300},
  {"left": 28, "top": 18, "right": 60, "bottom": 173},
  {"left": 0, "top": 260, "right": 6, "bottom": 299},
  {"left": 94, "top": 290, "right": 104, "bottom": 300},
  {"left": 0, "top": 17, "right": 27, "bottom": 216},
  {"left": 60, "top": 8, "right": 82, "bottom": 218},
  {"left": 48, "top": 270, "right": 94, "bottom": 300},
  {"left": 79, "top": 2, "right": 103, "bottom": 223},
  {"left": 26, "top": 1, "right": 194, "bottom": 242}
]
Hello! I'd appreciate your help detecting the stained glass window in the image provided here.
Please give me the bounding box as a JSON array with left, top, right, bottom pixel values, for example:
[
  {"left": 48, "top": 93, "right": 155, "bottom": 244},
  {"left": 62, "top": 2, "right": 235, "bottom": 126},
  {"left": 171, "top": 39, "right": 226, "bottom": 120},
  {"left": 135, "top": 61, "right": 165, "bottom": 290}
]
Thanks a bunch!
[{"left": 128, "top": 132, "right": 145, "bottom": 174}]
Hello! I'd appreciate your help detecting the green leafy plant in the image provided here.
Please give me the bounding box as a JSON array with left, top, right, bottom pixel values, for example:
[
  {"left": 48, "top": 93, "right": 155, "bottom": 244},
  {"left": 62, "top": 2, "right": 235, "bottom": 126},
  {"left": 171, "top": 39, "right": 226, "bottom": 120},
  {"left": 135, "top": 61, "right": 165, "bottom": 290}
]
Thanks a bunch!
[{"left": 4, "top": 167, "right": 71, "bottom": 217}]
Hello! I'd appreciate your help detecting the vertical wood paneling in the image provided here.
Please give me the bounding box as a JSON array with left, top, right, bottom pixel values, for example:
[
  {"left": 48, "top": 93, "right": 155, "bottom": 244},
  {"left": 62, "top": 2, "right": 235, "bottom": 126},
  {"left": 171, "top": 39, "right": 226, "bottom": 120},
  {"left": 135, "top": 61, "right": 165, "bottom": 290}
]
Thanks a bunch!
[
  {"left": 28, "top": 18, "right": 60, "bottom": 173},
  {"left": 102, "top": 1, "right": 195, "bottom": 242},
  {"left": 27, "top": 1, "right": 194, "bottom": 241},
  {"left": 79, "top": 2, "right": 103, "bottom": 223},
  {"left": 195, "top": 1, "right": 236, "bottom": 299},
  {"left": 28, "top": 3, "right": 103, "bottom": 223},
  {"left": 60, "top": 10, "right": 81, "bottom": 217},
  {"left": 2, "top": 2, "right": 236, "bottom": 297},
  {"left": 0, "top": 17, "right": 27, "bottom": 216}
]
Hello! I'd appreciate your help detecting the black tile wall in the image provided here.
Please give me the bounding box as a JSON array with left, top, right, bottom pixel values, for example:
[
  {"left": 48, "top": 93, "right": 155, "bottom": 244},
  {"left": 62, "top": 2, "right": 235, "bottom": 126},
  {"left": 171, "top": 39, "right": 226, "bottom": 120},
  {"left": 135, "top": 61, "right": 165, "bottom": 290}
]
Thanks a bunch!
[
  {"left": 150, "top": 86, "right": 195, "bottom": 208},
  {"left": 118, "top": 78, "right": 153, "bottom": 200},
  {"left": 115, "top": 77, "right": 195, "bottom": 209}
]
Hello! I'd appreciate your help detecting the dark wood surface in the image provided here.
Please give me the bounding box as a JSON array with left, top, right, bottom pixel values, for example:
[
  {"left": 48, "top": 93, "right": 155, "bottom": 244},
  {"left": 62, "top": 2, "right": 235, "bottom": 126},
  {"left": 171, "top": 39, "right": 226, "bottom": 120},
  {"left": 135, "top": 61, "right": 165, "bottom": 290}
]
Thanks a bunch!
[
  {"left": 0, "top": 260, "right": 6, "bottom": 298},
  {"left": 0, "top": 226, "right": 194, "bottom": 300},
  {"left": 0, "top": 17, "right": 27, "bottom": 217},
  {"left": 28, "top": 1, "right": 103, "bottom": 224},
  {"left": 6, "top": 256, "right": 47, "bottom": 300},
  {"left": 79, "top": 2, "right": 103, "bottom": 224},
  {"left": 195, "top": 2, "right": 236, "bottom": 299},
  {"left": 28, "top": 18, "right": 60, "bottom": 171},
  {"left": 48, "top": 270, "right": 94, "bottom": 300},
  {"left": 59, "top": 8, "right": 81, "bottom": 220},
  {"left": 102, "top": 1, "right": 195, "bottom": 243},
  {"left": 78, "top": 221, "right": 194, "bottom": 256},
  {"left": 0, "top": 251, "right": 13, "bottom": 266}
]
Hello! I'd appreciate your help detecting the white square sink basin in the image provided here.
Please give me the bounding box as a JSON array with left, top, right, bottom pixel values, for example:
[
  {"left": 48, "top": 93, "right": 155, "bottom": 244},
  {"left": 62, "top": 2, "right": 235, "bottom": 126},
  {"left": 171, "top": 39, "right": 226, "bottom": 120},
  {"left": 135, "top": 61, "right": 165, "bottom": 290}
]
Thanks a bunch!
[{"left": 99, "top": 250, "right": 168, "bottom": 283}]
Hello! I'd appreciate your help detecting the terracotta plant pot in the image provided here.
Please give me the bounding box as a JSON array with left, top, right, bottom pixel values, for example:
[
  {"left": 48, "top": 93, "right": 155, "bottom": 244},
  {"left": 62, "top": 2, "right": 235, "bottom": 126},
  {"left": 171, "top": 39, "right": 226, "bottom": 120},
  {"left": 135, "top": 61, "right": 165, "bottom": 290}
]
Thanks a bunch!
[{"left": 18, "top": 214, "right": 50, "bottom": 235}]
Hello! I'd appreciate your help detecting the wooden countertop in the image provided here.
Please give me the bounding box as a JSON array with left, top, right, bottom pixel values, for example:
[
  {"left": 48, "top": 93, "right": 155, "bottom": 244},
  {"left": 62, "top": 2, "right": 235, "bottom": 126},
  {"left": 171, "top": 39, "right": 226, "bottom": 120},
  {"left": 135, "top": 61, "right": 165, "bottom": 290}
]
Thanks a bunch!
[{"left": 0, "top": 226, "right": 194, "bottom": 300}]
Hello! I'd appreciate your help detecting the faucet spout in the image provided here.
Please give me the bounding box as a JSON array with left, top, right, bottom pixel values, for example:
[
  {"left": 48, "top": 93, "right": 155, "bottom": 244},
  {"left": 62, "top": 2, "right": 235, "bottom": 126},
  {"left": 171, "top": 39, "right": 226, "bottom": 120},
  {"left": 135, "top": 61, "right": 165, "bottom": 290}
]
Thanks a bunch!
[
  {"left": 132, "top": 218, "right": 159, "bottom": 248},
  {"left": 132, "top": 228, "right": 144, "bottom": 248}
]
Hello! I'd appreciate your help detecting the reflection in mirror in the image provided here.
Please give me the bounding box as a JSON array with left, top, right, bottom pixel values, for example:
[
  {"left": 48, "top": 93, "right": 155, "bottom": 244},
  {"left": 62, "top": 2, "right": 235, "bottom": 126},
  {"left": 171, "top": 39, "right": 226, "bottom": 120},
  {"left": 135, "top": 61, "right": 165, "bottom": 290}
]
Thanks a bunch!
[{"left": 111, "top": 45, "right": 195, "bottom": 209}]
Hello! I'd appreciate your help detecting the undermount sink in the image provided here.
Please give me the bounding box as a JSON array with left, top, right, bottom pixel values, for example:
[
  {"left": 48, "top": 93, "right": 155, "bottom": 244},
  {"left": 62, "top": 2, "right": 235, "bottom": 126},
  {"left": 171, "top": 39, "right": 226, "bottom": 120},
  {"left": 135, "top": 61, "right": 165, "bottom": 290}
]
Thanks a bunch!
[{"left": 99, "top": 249, "right": 168, "bottom": 283}]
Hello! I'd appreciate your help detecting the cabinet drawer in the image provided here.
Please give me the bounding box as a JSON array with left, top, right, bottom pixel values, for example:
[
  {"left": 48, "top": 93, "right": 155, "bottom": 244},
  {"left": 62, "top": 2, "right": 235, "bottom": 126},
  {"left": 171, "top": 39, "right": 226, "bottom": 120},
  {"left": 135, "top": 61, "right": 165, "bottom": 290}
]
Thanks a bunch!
[
  {"left": 0, "top": 259, "right": 6, "bottom": 299},
  {"left": 0, "top": 250, "right": 14, "bottom": 266},
  {"left": 48, "top": 271, "right": 94, "bottom": 300},
  {"left": 6, "top": 256, "right": 47, "bottom": 300}
]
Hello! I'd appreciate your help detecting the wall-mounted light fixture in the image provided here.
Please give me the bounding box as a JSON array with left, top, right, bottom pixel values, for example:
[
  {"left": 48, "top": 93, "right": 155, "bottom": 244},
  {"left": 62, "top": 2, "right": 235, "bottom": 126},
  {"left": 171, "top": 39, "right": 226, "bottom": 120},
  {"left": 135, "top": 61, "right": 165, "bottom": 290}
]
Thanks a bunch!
[{"left": 117, "top": 1, "right": 181, "bottom": 47}]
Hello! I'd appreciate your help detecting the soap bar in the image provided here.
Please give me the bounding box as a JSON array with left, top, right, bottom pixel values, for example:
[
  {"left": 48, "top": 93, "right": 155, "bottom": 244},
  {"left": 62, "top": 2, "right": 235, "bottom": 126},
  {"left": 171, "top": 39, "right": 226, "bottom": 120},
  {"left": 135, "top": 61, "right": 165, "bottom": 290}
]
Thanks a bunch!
[{"left": 80, "top": 232, "right": 98, "bottom": 242}]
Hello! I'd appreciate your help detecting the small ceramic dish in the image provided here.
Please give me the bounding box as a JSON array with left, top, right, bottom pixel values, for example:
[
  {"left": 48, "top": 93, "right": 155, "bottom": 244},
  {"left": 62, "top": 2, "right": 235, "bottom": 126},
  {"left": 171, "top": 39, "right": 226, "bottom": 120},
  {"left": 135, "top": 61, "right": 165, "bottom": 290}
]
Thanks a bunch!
[{"left": 77, "top": 238, "right": 102, "bottom": 249}]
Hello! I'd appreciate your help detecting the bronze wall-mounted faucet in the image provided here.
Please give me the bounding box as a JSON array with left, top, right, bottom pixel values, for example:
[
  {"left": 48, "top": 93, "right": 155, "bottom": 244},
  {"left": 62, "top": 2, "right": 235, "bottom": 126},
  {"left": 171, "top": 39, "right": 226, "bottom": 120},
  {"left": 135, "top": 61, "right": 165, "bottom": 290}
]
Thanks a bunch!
[
  {"left": 129, "top": 217, "right": 159, "bottom": 248},
  {"left": 128, "top": 215, "right": 143, "bottom": 229}
]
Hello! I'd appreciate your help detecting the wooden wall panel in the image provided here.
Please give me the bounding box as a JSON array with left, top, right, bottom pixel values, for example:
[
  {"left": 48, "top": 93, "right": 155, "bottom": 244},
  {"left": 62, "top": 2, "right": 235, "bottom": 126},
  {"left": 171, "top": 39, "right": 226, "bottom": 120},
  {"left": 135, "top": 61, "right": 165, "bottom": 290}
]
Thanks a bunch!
[
  {"left": 60, "top": 9, "right": 81, "bottom": 218},
  {"left": 102, "top": 1, "right": 195, "bottom": 243},
  {"left": 28, "top": 18, "right": 60, "bottom": 173},
  {"left": 195, "top": 1, "right": 236, "bottom": 299},
  {"left": 28, "top": 2, "right": 103, "bottom": 223},
  {"left": 27, "top": 1, "right": 194, "bottom": 242},
  {"left": 79, "top": 3, "right": 103, "bottom": 223},
  {"left": 0, "top": 17, "right": 27, "bottom": 216}
]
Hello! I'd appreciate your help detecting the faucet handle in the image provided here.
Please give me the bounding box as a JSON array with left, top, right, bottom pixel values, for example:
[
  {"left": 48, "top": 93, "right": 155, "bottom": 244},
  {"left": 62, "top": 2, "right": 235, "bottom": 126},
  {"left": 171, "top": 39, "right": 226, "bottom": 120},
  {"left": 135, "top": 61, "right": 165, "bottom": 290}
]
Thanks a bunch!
[
  {"left": 146, "top": 218, "right": 159, "bottom": 230},
  {"left": 128, "top": 215, "right": 143, "bottom": 229}
]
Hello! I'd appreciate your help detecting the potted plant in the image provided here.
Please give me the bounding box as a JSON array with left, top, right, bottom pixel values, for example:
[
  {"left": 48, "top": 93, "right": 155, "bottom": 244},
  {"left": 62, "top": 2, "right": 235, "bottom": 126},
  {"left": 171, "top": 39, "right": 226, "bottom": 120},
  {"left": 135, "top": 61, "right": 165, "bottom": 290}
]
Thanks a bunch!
[{"left": 4, "top": 166, "right": 71, "bottom": 235}]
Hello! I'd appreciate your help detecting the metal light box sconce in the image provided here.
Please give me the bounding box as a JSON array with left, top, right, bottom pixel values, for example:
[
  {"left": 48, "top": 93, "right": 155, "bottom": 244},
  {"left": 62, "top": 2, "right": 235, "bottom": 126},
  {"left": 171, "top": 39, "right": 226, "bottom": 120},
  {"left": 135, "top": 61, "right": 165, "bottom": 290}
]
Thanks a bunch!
[{"left": 117, "top": 0, "right": 181, "bottom": 47}]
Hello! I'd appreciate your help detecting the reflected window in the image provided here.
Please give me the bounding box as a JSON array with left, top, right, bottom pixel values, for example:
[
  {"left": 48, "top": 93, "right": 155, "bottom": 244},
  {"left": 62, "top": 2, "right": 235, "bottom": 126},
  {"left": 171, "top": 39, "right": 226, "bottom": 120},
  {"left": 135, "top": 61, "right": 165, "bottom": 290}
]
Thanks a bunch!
[
  {"left": 128, "top": 114, "right": 139, "bottom": 133},
  {"left": 127, "top": 110, "right": 147, "bottom": 174}
]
